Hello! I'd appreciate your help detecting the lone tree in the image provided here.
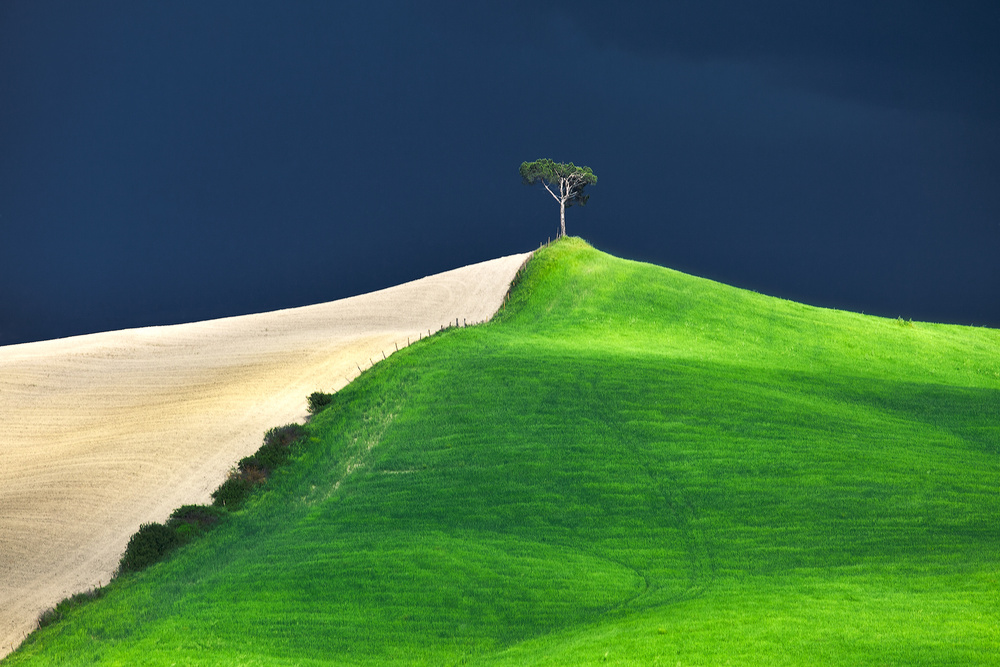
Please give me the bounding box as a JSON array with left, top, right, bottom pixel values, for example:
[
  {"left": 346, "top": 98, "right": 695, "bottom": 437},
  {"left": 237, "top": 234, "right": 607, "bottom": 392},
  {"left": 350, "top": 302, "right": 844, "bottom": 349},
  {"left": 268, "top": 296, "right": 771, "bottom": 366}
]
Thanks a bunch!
[{"left": 519, "top": 159, "right": 597, "bottom": 238}]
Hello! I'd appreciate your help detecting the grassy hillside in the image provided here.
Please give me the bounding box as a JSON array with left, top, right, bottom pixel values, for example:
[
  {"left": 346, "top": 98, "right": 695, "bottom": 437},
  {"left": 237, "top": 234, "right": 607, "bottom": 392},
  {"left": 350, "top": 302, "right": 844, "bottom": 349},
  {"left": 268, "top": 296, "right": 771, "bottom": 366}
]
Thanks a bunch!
[{"left": 7, "top": 238, "right": 999, "bottom": 665}]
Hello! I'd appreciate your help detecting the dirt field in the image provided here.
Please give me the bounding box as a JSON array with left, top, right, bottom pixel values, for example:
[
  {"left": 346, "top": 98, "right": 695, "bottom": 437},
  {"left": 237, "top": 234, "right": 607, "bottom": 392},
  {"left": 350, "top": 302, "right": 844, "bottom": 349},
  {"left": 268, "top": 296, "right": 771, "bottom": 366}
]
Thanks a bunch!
[{"left": 0, "top": 252, "right": 529, "bottom": 657}]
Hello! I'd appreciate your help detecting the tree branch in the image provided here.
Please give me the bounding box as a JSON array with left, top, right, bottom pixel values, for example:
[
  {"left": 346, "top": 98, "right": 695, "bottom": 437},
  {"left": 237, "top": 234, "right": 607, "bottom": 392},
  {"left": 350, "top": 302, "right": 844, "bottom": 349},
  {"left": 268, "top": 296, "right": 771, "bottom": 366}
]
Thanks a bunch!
[{"left": 542, "top": 181, "right": 562, "bottom": 204}]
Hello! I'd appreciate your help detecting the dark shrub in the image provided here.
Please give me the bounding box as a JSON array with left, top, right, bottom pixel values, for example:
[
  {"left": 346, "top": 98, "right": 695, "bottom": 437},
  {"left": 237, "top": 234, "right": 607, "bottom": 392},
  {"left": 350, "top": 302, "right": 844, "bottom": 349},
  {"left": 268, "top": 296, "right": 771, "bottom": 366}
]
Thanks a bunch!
[
  {"left": 117, "top": 522, "right": 180, "bottom": 575},
  {"left": 210, "top": 425, "right": 306, "bottom": 509},
  {"left": 263, "top": 423, "right": 308, "bottom": 448},
  {"left": 245, "top": 444, "right": 286, "bottom": 473},
  {"left": 247, "top": 424, "right": 307, "bottom": 472},
  {"left": 238, "top": 460, "right": 269, "bottom": 485},
  {"left": 168, "top": 505, "right": 226, "bottom": 544},
  {"left": 307, "top": 391, "right": 335, "bottom": 414},
  {"left": 211, "top": 475, "right": 255, "bottom": 509},
  {"left": 169, "top": 504, "right": 225, "bottom": 531},
  {"left": 238, "top": 453, "right": 261, "bottom": 472}
]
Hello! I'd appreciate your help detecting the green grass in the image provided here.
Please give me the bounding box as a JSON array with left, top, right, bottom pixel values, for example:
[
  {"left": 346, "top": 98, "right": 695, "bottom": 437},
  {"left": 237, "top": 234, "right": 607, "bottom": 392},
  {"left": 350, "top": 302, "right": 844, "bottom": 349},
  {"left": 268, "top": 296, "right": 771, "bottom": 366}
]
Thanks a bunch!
[{"left": 7, "top": 237, "right": 999, "bottom": 665}]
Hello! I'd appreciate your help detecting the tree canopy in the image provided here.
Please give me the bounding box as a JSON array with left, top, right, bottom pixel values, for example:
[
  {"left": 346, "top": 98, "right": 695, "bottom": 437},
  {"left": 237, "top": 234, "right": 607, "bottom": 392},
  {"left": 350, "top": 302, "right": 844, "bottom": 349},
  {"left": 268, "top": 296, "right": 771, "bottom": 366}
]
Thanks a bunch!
[{"left": 519, "top": 159, "right": 597, "bottom": 237}]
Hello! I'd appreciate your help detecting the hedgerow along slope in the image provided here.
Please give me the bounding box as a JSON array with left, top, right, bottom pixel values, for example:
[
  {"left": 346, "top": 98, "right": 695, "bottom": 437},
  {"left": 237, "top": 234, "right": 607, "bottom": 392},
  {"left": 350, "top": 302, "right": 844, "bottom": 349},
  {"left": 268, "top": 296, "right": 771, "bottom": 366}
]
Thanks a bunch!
[{"left": 7, "top": 238, "right": 999, "bottom": 665}]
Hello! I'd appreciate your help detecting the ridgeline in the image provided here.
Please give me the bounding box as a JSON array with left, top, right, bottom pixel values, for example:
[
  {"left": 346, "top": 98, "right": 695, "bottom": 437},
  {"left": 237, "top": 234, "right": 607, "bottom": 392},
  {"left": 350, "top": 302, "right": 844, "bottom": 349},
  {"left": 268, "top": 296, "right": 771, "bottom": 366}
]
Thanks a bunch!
[{"left": 7, "top": 238, "right": 999, "bottom": 665}]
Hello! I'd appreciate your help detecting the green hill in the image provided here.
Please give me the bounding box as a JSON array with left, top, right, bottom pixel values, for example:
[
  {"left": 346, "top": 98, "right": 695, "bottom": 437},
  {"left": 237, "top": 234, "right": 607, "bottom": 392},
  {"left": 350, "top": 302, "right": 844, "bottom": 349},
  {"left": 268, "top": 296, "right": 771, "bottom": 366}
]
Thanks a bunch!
[{"left": 7, "top": 238, "right": 999, "bottom": 665}]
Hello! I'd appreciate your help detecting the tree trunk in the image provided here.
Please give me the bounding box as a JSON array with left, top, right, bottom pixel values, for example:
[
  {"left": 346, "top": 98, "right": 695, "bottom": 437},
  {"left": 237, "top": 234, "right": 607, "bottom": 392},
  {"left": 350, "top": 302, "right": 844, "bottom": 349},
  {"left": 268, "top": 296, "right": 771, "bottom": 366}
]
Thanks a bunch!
[{"left": 558, "top": 177, "right": 567, "bottom": 237}]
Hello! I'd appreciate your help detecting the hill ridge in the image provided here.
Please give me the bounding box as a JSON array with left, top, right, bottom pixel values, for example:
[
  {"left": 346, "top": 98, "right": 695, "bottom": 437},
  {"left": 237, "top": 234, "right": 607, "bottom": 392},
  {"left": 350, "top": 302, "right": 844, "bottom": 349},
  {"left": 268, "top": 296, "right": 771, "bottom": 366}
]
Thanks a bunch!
[{"left": 6, "top": 238, "right": 999, "bottom": 665}]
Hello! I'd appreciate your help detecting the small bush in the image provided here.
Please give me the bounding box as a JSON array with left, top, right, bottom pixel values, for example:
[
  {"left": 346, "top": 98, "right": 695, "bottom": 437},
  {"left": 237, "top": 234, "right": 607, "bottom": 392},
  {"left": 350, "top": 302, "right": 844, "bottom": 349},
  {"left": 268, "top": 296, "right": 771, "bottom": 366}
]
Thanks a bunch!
[
  {"left": 238, "top": 460, "right": 270, "bottom": 485},
  {"left": 211, "top": 474, "right": 255, "bottom": 509},
  {"left": 170, "top": 504, "right": 226, "bottom": 532},
  {"left": 211, "top": 425, "right": 306, "bottom": 509},
  {"left": 248, "top": 423, "right": 308, "bottom": 472},
  {"left": 244, "top": 445, "right": 286, "bottom": 473},
  {"left": 117, "top": 522, "right": 180, "bottom": 575},
  {"left": 307, "top": 391, "right": 335, "bottom": 414},
  {"left": 264, "top": 423, "right": 308, "bottom": 448},
  {"left": 169, "top": 505, "right": 226, "bottom": 543}
]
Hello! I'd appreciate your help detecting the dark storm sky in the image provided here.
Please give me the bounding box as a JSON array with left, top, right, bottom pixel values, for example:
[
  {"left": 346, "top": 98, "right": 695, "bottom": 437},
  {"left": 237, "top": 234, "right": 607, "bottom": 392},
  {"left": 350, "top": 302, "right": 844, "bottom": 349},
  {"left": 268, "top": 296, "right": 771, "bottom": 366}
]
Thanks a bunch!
[{"left": 2, "top": 1, "right": 998, "bottom": 345}]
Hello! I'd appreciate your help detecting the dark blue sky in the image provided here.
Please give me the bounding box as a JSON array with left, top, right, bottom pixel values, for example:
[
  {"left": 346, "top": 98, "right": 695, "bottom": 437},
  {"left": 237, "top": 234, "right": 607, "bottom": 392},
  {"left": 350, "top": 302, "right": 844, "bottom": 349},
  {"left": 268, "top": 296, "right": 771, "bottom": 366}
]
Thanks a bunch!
[{"left": 2, "top": 1, "right": 998, "bottom": 345}]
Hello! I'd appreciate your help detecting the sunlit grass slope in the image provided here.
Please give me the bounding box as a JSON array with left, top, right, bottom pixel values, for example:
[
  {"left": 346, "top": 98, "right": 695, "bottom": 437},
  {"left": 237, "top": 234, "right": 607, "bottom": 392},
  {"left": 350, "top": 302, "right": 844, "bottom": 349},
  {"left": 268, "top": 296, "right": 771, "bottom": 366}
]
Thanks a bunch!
[{"left": 7, "top": 238, "right": 999, "bottom": 665}]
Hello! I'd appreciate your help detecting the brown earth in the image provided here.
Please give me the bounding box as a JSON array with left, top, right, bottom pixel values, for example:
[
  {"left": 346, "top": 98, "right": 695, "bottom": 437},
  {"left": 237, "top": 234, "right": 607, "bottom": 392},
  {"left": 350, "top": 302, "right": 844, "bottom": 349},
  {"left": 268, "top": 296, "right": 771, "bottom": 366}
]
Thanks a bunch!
[{"left": 0, "top": 252, "right": 529, "bottom": 657}]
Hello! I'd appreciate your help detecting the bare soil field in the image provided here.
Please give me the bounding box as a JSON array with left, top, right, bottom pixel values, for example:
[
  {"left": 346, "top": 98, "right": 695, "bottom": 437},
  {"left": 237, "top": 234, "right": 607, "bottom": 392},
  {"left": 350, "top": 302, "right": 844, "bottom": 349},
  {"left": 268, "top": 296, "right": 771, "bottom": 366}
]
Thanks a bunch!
[{"left": 0, "top": 252, "right": 529, "bottom": 657}]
